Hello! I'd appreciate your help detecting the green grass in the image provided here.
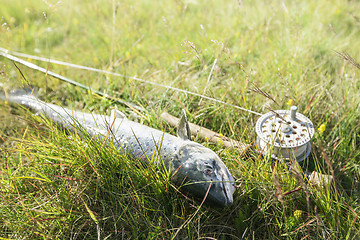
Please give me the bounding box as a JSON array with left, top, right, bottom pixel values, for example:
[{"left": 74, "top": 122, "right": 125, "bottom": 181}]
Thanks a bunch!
[{"left": 1, "top": 0, "right": 360, "bottom": 239}]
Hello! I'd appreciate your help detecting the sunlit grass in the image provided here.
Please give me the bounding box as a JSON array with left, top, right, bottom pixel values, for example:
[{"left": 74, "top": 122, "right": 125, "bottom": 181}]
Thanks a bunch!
[{"left": 1, "top": 0, "right": 360, "bottom": 239}]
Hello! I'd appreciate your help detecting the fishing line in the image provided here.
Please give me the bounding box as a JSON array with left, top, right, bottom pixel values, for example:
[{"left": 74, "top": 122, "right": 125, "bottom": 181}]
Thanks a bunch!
[
  {"left": 0, "top": 50, "right": 144, "bottom": 111},
  {"left": 0, "top": 47, "right": 261, "bottom": 116}
]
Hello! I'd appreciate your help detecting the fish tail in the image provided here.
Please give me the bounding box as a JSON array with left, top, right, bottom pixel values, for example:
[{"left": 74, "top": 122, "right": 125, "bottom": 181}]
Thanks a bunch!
[{"left": 0, "top": 85, "right": 38, "bottom": 106}]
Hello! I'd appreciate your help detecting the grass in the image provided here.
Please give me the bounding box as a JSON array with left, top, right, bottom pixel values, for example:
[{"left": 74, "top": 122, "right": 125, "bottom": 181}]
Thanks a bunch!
[{"left": 0, "top": 0, "right": 360, "bottom": 238}]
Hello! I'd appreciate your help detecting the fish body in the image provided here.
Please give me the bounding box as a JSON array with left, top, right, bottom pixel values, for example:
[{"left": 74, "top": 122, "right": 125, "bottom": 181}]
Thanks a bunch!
[{"left": 2, "top": 91, "right": 235, "bottom": 206}]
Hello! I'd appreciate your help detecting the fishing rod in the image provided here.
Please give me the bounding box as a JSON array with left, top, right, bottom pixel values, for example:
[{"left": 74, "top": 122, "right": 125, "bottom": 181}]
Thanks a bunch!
[{"left": 0, "top": 47, "right": 316, "bottom": 162}]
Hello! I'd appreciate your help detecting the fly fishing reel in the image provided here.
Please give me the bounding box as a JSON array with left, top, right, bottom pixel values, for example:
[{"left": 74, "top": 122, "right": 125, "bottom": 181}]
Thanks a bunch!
[{"left": 255, "top": 106, "right": 315, "bottom": 162}]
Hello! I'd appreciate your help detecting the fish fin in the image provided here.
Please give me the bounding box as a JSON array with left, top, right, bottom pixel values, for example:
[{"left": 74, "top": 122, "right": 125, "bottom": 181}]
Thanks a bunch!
[
  {"left": 110, "top": 108, "right": 127, "bottom": 119},
  {"left": 177, "top": 109, "right": 191, "bottom": 140}
]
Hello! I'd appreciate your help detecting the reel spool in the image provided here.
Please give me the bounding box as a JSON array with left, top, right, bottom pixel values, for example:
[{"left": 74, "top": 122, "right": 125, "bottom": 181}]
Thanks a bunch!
[{"left": 255, "top": 106, "right": 314, "bottom": 162}]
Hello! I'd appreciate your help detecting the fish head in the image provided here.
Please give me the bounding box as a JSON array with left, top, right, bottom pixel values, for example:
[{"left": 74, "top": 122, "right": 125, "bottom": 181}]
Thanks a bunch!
[
  {"left": 173, "top": 110, "right": 235, "bottom": 206},
  {"left": 173, "top": 142, "right": 236, "bottom": 207}
]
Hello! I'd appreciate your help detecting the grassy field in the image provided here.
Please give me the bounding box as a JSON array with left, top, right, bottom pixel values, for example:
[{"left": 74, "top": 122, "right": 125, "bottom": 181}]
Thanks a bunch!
[{"left": 1, "top": 0, "right": 360, "bottom": 239}]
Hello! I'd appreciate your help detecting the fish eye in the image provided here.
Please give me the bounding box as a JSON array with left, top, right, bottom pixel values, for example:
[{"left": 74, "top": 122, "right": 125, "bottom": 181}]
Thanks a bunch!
[{"left": 203, "top": 168, "right": 213, "bottom": 176}]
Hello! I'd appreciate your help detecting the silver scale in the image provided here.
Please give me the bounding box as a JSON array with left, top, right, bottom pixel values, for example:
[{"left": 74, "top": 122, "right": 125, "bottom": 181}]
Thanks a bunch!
[{"left": 255, "top": 106, "right": 315, "bottom": 162}]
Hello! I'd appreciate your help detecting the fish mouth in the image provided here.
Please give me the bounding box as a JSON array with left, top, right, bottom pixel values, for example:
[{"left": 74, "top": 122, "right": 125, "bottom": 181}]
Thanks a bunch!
[
  {"left": 215, "top": 170, "right": 235, "bottom": 206},
  {"left": 207, "top": 174, "right": 234, "bottom": 207},
  {"left": 206, "top": 181, "right": 234, "bottom": 207},
  {"left": 221, "top": 180, "right": 233, "bottom": 206}
]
